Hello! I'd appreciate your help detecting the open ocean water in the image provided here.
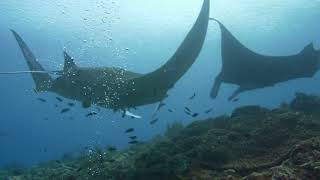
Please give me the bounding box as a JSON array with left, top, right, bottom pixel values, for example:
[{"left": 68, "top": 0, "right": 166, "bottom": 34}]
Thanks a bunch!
[{"left": 0, "top": 0, "right": 320, "bottom": 179}]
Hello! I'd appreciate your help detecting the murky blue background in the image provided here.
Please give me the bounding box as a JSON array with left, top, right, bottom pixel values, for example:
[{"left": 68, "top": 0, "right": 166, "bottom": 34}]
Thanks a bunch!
[{"left": 0, "top": 0, "right": 319, "bottom": 167}]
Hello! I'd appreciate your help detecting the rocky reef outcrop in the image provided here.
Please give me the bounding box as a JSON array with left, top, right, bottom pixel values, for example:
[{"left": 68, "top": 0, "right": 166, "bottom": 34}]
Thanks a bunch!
[{"left": 2, "top": 93, "right": 320, "bottom": 180}]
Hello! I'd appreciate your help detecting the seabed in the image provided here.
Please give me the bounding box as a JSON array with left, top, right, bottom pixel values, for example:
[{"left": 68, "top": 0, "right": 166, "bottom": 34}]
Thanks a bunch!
[{"left": 1, "top": 93, "right": 320, "bottom": 180}]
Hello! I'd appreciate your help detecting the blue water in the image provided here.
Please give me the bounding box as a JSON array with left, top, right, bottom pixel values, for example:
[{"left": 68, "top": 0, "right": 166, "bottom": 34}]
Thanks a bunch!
[{"left": 0, "top": 0, "right": 319, "bottom": 167}]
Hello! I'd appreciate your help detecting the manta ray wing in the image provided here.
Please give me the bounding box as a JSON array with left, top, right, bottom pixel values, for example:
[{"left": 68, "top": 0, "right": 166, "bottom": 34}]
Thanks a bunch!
[
  {"left": 124, "top": 0, "right": 210, "bottom": 106},
  {"left": 9, "top": 0, "right": 210, "bottom": 111},
  {"left": 210, "top": 19, "right": 319, "bottom": 100},
  {"left": 11, "top": 30, "right": 53, "bottom": 91}
]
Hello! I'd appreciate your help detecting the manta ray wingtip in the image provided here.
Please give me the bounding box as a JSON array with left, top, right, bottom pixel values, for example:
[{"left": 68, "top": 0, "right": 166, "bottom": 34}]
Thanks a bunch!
[
  {"left": 10, "top": 29, "right": 20, "bottom": 38},
  {"left": 209, "top": 17, "right": 221, "bottom": 23},
  {"left": 209, "top": 17, "right": 217, "bottom": 21},
  {"left": 9, "top": 29, "right": 16, "bottom": 33},
  {"left": 11, "top": 29, "right": 53, "bottom": 92}
]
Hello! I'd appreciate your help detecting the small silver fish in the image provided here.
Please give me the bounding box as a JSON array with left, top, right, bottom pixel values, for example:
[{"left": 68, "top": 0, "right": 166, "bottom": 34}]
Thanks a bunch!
[
  {"left": 37, "top": 98, "right": 46, "bottom": 102},
  {"left": 192, "top": 113, "right": 199, "bottom": 117},
  {"left": 86, "top": 111, "right": 97, "bottom": 117},
  {"left": 56, "top": 97, "right": 63, "bottom": 102},
  {"left": 184, "top": 110, "right": 192, "bottom": 115},
  {"left": 129, "top": 140, "right": 139, "bottom": 144},
  {"left": 130, "top": 136, "right": 137, "bottom": 140},
  {"left": 185, "top": 107, "right": 192, "bottom": 112},
  {"left": 233, "top": 98, "right": 240, "bottom": 102},
  {"left": 189, "top": 93, "right": 196, "bottom": 100},
  {"left": 205, "top": 108, "right": 213, "bottom": 114},
  {"left": 68, "top": 102, "right": 75, "bottom": 107},
  {"left": 125, "top": 128, "right": 135, "bottom": 133},
  {"left": 150, "top": 118, "right": 159, "bottom": 125},
  {"left": 61, "top": 108, "right": 70, "bottom": 113}
]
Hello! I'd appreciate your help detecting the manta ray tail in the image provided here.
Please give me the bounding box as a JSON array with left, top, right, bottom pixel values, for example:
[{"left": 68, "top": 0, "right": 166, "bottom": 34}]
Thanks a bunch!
[
  {"left": 11, "top": 30, "right": 53, "bottom": 91},
  {"left": 209, "top": 17, "right": 224, "bottom": 99},
  {"left": 228, "top": 87, "right": 244, "bottom": 101},
  {"left": 210, "top": 73, "right": 222, "bottom": 99}
]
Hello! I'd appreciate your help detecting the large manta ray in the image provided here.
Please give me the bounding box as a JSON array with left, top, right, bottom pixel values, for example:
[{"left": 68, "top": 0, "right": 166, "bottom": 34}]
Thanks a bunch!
[
  {"left": 210, "top": 18, "right": 320, "bottom": 101},
  {"left": 10, "top": 0, "right": 210, "bottom": 112}
]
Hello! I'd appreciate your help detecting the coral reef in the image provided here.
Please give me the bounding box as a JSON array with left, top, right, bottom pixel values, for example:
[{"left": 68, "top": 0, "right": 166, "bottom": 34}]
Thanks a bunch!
[{"left": 1, "top": 93, "right": 320, "bottom": 180}]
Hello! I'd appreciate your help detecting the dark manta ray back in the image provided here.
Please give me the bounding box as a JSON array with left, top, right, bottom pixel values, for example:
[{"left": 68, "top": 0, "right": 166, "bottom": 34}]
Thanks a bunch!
[
  {"left": 10, "top": 0, "right": 210, "bottom": 111},
  {"left": 210, "top": 19, "right": 320, "bottom": 100}
]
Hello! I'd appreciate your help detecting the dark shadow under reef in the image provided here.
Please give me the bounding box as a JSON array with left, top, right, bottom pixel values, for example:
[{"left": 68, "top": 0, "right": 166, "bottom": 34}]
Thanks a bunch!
[{"left": 2, "top": 92, "right": 320, "bottom": 180}]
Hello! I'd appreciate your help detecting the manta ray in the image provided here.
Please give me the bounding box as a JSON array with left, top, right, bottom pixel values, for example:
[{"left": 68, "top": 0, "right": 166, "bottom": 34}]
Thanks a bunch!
[
  {"left": 210, "top": 18, "right": 320, "bottom": 101},
  {"left": 8, "top": 0, "right": 209, "bottom": 113}
]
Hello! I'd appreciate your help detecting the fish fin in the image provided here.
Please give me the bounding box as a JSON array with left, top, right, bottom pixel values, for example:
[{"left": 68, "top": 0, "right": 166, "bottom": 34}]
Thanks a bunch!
[
  {"left": 210, "top": 73, "right": 222, "bottom": 99},
  {"left": 63, "top": 51, "right": 77, "bottom": 72},
  {"left": 301, "top": 43, "right": 315, "bottom": 54},
  {"left": 11, "top": 30, "right": 53, "bottom": 91},
  {"left": 301, "top": 43, "right": 320, "bottom": 71}
]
